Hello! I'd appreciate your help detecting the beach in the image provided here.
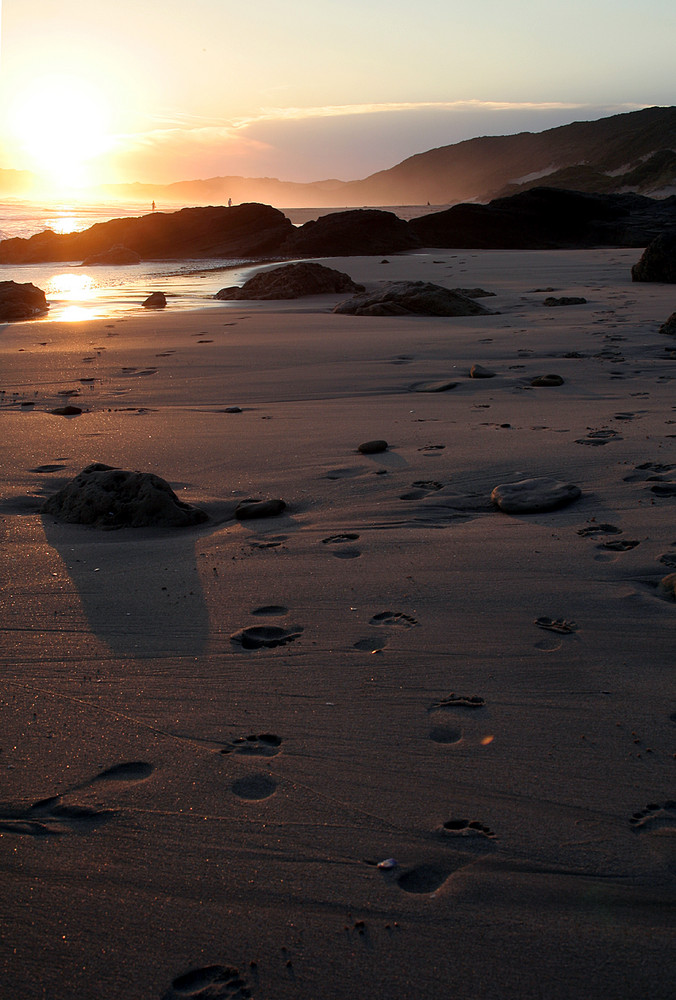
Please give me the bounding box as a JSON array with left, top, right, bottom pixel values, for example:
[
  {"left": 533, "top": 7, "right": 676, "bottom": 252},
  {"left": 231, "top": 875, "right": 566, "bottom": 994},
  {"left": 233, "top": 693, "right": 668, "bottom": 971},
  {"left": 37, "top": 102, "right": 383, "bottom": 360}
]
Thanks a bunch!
[{"left": 1, "top": 247, "right": 675, "bottom": 999}]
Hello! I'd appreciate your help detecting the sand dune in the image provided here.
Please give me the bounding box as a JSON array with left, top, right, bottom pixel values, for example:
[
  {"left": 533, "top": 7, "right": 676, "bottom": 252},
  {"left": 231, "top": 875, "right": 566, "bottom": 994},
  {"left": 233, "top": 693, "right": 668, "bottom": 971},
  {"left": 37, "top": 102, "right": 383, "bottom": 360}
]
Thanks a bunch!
[{"left": 1, "top": 248, "right": 675, "bottom": 1000}]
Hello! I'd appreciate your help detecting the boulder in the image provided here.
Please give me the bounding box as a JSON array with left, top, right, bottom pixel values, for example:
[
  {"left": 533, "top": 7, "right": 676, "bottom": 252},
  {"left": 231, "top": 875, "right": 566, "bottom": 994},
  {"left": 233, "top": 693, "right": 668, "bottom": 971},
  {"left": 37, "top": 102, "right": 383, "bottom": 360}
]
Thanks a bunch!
[
  {"left": 491, "top": 477, "right": 581, "bottom": 513},
  {"left": 215, "top": 261, "right": 364, "bottom": 300},
  {"left": 82, "top": 245, "right": 142, "bottom": 265},
  {"left": 543, "top": 296, "right": 587, "bottom": 306},
  {"left": 632, "top": 232, "right": 676, "bottom": 283},
  {"left": 143, "top": 291, "right": 166, "bottom": 309},
  {"left": 531, "top": 374, "right": 565, "bottom": 387},
  {"left": 0, "top": 280, "right": 49, "bottom": 321},
  {"left": 659, "top": 312, "right": 676, "bottom": 335},
  {"left": 0, "top": 203, "right": 295, "bottom": 264},
  {"left": 333, "top": 281, "right": 494, "bottom": 317},
  {"left": 41, "top": 463, "right": 208, "bottom": 528},
  {"left": 280, "top": 209, "right": 420, "bottom": 257},
  {"left": 235, "top": 498, "right": 286, "bottom": 520}
]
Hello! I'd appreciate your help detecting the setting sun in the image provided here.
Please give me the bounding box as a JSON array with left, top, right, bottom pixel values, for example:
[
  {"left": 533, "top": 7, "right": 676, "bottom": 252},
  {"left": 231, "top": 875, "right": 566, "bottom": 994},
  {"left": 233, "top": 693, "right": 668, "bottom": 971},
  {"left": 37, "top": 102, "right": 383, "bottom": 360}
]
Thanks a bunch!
[{"left": 7, "top": 74, "right": 114, "bottom": 192}]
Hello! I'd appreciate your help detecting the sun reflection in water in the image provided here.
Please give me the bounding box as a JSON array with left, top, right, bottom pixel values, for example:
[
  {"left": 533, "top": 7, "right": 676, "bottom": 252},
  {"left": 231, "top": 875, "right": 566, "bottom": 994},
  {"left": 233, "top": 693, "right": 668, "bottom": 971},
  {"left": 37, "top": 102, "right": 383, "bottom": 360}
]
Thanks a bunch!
[{"left": 45, "top": 272, "right": 100, "bottom": 321}]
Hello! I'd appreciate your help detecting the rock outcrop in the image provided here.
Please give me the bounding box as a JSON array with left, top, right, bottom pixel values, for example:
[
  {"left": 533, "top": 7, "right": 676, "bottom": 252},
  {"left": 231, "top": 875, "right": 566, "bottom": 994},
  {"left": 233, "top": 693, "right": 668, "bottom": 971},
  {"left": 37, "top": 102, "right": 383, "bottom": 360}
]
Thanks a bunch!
[
  {"left": 41, "top": 463, "right": 208, "bottom": 528},
  {"left": 333, "top": 281, "right": 494, "bottom": 317},
  {"left": 0, "top": 204, "right": 295, "bottom": 264},
  {"left": 280, "top": 209, "right": 420, "bottom": 257},
  {"left": 410, "top": 188, "right": 676, "bottom": 250},
  {"left": 631, "top": 232, "right": 676, "bottom": 283},
  {"left": 82, "top": 245, "right": 141, "bottom": 265},
  {"left": 215, "top": 261, "right": 364, "bottom": 300},
  {"left": 142, "top": 292, "right": 167, "bottom": 309},
  {"left": 0, "top": 280, "right": 49, "bottom": 321}
]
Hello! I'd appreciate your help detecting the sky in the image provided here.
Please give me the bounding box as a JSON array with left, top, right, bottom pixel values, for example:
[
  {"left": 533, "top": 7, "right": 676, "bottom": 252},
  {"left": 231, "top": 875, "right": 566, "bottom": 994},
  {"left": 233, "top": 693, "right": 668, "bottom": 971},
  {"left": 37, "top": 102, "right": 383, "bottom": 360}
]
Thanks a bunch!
[{"left": 0, "top": 0, "right": 674, "bottom": 194}]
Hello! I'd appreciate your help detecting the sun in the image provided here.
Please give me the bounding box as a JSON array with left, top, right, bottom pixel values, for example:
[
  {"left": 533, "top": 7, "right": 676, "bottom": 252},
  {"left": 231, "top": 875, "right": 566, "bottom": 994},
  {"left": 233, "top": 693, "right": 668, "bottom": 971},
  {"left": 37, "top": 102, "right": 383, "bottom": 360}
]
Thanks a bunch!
[{"left": 8, "top": 74, "right": 114, "bottom": 194}]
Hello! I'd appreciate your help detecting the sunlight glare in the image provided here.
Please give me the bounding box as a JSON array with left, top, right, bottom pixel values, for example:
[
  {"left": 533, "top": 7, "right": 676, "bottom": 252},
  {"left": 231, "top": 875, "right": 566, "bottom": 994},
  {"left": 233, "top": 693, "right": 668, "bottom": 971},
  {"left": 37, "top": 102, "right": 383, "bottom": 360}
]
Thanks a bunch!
[
  {"left": 8, "top": 75, "right": 114, "bottom": 193},
  {"left": 45, "top": 273, "right": 96, "bottom": 299}
]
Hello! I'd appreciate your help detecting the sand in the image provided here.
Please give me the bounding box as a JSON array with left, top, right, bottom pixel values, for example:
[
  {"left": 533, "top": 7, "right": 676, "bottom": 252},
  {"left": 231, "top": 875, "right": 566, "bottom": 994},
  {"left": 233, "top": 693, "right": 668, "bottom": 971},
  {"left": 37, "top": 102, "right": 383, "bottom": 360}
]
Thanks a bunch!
[{"left": 1, "top": 247, "right": 675, "bottom": 999}]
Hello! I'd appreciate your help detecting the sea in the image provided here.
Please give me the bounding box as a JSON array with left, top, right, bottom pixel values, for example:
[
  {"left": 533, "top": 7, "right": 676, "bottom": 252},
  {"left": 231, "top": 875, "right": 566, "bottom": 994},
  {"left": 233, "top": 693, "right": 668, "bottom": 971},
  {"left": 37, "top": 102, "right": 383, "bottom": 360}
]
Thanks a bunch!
[{"left": 0, "top": 198, "right": 303, "bottom": 322}]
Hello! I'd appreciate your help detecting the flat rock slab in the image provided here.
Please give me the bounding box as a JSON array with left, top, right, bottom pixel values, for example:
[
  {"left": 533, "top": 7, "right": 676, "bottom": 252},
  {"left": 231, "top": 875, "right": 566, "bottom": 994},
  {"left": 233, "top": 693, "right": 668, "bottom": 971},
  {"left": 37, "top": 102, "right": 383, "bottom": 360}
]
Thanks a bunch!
[
  {"left": 409, "top": 379, "right": 459, "bottom": 393},
  {"left": 531, "top": 374, "right": 565, "bottom": 386},
  {"left": 235, "top": 498, "right": 286, "bottom": 520},
  {"left": 215, "top": 261, "right": 363, "bottom": 300},
  {"left": 491, "top": 477, "right": 581, "bottom": 513},
  {"left": 334, "top": 281, "right": 494, "bottom": 317},
  {"left": 41, "top": 463, "right": 208, "bottom": 528}
]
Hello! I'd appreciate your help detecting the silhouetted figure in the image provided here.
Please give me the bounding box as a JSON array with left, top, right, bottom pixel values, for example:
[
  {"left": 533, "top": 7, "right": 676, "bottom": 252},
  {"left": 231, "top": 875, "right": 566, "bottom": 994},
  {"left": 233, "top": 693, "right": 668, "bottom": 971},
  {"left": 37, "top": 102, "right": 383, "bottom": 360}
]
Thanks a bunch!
[
  {"left": 228, "top": 198, "right": 232, "bottom": 208},
  {"left": 151, "top": 200, "right": 156, "bottom": 211}
]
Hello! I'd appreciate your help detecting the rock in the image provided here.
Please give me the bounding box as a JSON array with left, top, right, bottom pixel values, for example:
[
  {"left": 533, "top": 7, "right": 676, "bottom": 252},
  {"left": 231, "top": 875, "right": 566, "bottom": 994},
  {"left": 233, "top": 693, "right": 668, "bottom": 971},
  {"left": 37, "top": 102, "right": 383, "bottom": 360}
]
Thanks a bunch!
[
  {"left": 408, "top": 379, "right": 458, "bottom": 393},
  {"left": 0, "top": 280, "right": 49, "bottom": 321},
  {"left": 143, "top": 291, "right": 166, "bottom": 309},
  {"left": 334, "top": 281, "right": 494, "bottom": 317},
  {"left": 358, "top": 440, "right": 388, "bottom": 454},
  {"left": 235, "top": 498, "right": 286, "bottom": 520},
  {"left": 41, "top": 463, "right": 208, "bottom": 528},
  {"left": 409, "top": 187, "right": 676, "bottom": 250},
  {"left": 470, "top": 364, "right": 496, "bottom": 378},
  {"left": 453, "top": 287, "right": 496, "bottom": 298},
  {"left": 491, "top": 477, "right": 581, "bottom": 513},
  {"left": 531, "top": 374, "right": 564, "bottom": 386},
  {"left": 657, "top": 573, "right": 676, "bottom": 599},
  {"left": 215, "top": 261, "right": 364, "bottom": 300},
  {"left": 659, "top": 312, "right": 676, "bottom": 335},
  {"left": 280, "top": 209, "right": 420, "bottom": 257},
  {"left": 82, "top": 245, "right": 141, "bottom": 265},
  {"left": 543, "top": 296, "right": 587, "bottom": 306},
  {"left": 632, "top": 232, "right": 676, "bottom": 283},
  {"left": 50, "top": 405, "right": 82, "bottom": 415},
  {"left": 0, "top": 204, "right": 295, "bottom": 264}
]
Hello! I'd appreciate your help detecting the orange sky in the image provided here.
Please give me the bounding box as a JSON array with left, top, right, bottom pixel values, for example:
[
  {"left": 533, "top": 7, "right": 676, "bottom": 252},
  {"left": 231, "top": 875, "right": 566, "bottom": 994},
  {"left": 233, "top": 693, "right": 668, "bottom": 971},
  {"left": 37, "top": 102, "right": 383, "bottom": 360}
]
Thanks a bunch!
[{"left": 0, "top": 0, "right": 672, "bottom": 196}]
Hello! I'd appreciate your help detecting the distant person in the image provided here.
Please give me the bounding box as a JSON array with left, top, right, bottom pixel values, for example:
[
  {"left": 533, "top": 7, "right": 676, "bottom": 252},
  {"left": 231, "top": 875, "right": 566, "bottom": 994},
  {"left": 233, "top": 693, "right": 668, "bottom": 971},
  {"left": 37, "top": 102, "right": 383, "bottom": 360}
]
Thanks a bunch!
[
  {"left": 151, "top": 200, "right": 156, "bottom": 211},
  {"left": 228, "top": 198, "right": 232, "bottom": 208}
]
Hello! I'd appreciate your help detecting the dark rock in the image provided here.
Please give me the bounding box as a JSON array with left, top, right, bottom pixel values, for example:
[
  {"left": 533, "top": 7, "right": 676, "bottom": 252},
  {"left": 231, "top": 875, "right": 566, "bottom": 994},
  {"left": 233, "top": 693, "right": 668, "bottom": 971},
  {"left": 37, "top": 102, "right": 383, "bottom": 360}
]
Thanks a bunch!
[
  {"left": 280, "top": 209, "right": 419, "bottom": 257},
  {"left": 235, "top": 498, "right": 286, "bottom": 520},
  {"left": 531, "top": 374, "right": 565, "bottom": 386},
  {"left": 0, "top": 204, "right": 295, "bottom": 264},
  {"left": 358, "top": 440, "right": 388, "bottom": 454},
  {"left": 409, "top": 379, "right": 458, "bottom": 393},
  {"left": 491, "top": 477, "right": 581, "bottom": 513},
  {"left": 470, "top": 364, "right": 496, "bottom": 378},
  {"left": 409, "top": 187, "right": 676, "bottom": 250},
  {"left": 631, "top": 232, "right": 676, "bottom": 283},
  {"left": 215, "top": 261, "right": 364, "bottom": 300},
  {"left": 543, "top": 296, "right": 587, "bottom": 306},
  {"left": 0, "top": 280, "right": 49, "bottom": 321},
  {"left": 50, "top": 405, "right": 83, "bottom": 415},
  {"left": 41, "top": 463, "right": 208, "bottom": 528},
  {"left": 453, "top": 287, "right": 496, "bottom": 298},
  {"left": 82, "top": 245, "right": 141, "bottom": 265},
  {"left": 143, "top": 292, "right": 166, "bottom": 309},
  {"left": 334, "top": 281, "right": 493, "bottom": 317},
  {"left": 659, "top": 312, "right": 676, "bottom": 335}
]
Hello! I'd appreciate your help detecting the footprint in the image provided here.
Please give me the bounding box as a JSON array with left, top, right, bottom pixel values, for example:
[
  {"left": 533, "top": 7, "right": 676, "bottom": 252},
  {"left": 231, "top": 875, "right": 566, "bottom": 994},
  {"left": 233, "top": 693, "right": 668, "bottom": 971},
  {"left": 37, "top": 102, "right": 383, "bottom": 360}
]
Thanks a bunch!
[
  {"left": 369, "top": 611, "right": 418, "bottom": 628},
  {"left": 400, "top": 481, "right": 443, "bottom": 500},
  {"left": 396, "top": 863, "right": 457, "bottom": 894},
  {"left": 251, "top": 604, "right": 288, "bottom": 616},
  {"left": 331, "top": 547, "right": 361, "bottom": 559},
  {"left": 438, "top": 818, "right": 496, "bottom": 839},
  {"left": 231, "top": 774, "right": 277, "bottom": 800},
  {"left": 630, "top": 802, "right": 676, "bottom": 833},
  {"left": 658, "top": 551, "right": 676, "bottom": 569},
  {"left": 577, "top": 523, "right": 622, "bottom": 537},
  {"left": 163, "top": 964, "right": 252, "bottom": 999},
  {"left": 431, "top": 694, "right": 485, "bottom": 710},
  {"left": 429, "top": 725, "right": 462, "bottom": 745},
  {"left": 597, "top": 539, "right": 639, "bottom": 551},
  {"left": 353, "top": 636, "right": 388, "bottom": 652},
  {"left": 322, "top": 533, "right": 360, "bottom": 544},
  {"left": 0, "top": 760, "right": 153, "bottom": 837},
  {"left": 220, "top": 733, "right": 282, "bottom": 757},
  {"left": 534, "top": 617, "right": 578, "bottom": 634},
  {"left": 230, "top": 625, "right": 303, "bottom": 649},
  {"left": 575, "top": 429, "right": 622, "bottom": 446},
  {"left": 321, "top": 533, "right": 361, "bottom": 558},
  {"left": 623, "top": 462, "right": 674, "bottom": 483},
  {"left": 30, "top": 464, "right": 67, "bottom": 474}
]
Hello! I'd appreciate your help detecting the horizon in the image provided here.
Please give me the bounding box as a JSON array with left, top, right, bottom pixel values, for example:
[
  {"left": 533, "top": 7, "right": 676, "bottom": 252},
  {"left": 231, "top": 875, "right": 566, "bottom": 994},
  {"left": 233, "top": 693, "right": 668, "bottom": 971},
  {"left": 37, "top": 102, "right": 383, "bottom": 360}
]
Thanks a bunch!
[{"left": 1, "top": 1, "right": 674, "bottom": 199}]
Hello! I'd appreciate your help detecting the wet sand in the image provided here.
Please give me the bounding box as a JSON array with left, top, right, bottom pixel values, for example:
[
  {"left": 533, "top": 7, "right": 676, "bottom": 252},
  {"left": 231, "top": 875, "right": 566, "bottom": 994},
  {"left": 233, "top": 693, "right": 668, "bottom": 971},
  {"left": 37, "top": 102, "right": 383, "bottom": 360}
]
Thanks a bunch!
[{"left": 1, "top": 248, "right": 675, "bottom": 999}]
